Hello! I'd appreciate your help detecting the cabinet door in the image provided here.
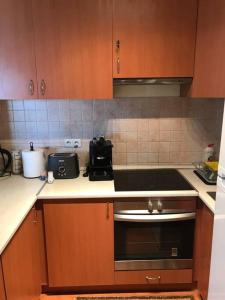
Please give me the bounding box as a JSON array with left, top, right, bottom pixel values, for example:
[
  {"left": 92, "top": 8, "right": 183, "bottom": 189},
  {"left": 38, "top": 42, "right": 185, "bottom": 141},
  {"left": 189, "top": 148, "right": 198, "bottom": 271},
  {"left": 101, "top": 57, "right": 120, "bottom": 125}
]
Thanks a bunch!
[
  {"left": 113, "top": 0, "right": 197, "bottom": 78},
  {"left": 0, "top": 261, "right": 6, "bottom": 300},
  {"left": 192, "top": 0, "right": 225, "bottom": 97},
  {"left": 193, "top": 201, "right": 214, "bottom": 300},
  {"left": 0, "top": 0, "right": 37, "bottom": 99},
  {"left": 32, "top": 0, "right": 113, "bottom": 99},
  {"left": 1, "top": 209, "right": 42, "bottom": 300},
  {"left": 44, "top": 202, "right": 114, "bottom": 287}
]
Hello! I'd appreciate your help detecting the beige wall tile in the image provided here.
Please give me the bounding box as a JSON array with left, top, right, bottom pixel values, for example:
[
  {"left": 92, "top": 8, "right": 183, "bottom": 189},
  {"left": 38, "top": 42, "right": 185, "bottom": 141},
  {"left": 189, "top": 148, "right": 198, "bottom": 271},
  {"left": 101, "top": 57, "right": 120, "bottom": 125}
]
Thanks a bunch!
[
  {"left": 160, "top": 131, "right": 171, "bottom": 141},
  {"left": 159, "top": 142, "right": 170, "bottom": 153},
  {"left": 126, "top": 142, "right": 138, "bottom": 153},
  {"left": 115, "top": 142, "right": 127, "bottom": 153},
  {"left": 127, "top": 152, "right": 138, "bottom": 164},
  {"left": 138, "top": 130, "right": 149, "bottom": 141},
  {"left": 138, "top": 142, "right": 150, "bottom": 153},
  {"left": 149, "top": 142, "right": 159, "bottom": 152},
  {"left": 0, "top": 98, "right": 223, "bottom": 166},
  {"left": 159, "top": 152, "right": 170, "bottom": 163}
]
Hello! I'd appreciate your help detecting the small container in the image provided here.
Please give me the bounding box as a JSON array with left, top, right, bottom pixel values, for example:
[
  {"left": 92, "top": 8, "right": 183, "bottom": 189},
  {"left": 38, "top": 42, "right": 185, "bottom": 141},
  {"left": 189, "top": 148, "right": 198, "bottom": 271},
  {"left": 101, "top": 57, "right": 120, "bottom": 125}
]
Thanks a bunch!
[
  {"left": 11, "top": 150, "right": 22, "bottom": 175},
  {"left": 203, "top": 144, "right": 215, "bottom": 162}
]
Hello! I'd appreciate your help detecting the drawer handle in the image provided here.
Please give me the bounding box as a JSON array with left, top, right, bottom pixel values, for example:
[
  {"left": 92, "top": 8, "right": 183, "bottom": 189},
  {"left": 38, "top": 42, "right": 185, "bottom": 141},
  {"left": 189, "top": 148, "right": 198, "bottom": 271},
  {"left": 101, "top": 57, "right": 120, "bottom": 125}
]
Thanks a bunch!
[{"left": 146, "top": 276, "right": 161, "bottom": 282}]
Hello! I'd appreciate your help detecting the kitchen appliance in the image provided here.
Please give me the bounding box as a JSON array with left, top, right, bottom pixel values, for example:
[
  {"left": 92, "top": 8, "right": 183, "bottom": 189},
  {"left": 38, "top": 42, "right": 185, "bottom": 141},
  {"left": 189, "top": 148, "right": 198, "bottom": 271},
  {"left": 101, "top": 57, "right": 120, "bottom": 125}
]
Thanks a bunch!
[
  {"left": 114, "top": 197, "right": 196, "bottom": 271},
  {"left": 114, "top": 77, "right": 192, "bottom": 86},
  {"left": 208, "top": 101, "right": 225, "bottom": 299},
  {"left": 48, "top": 153, "right": 79, "bottom": 179},
  {"left": 0, "top": 147, "right": 12, "bottom": 177},
  {"left": 22, "top": 143, "right": 45, "bottom": 178},
  {"left": 114, "top": 169, "right": 194, "bottom": 191},
  {"left": 85, "top": 137, "right": 113, "bottom": 181}
]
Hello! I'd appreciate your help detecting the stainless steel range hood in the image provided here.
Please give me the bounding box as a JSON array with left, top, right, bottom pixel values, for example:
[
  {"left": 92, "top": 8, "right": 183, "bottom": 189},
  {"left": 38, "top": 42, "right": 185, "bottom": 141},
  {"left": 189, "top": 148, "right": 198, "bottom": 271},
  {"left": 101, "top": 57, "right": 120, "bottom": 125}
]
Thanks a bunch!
[
  {"left": 114, "top": 77, "right": 192, "bottom": 86},
  {"left": 113, "top": 77, "right": 192, "bottom": 97}
]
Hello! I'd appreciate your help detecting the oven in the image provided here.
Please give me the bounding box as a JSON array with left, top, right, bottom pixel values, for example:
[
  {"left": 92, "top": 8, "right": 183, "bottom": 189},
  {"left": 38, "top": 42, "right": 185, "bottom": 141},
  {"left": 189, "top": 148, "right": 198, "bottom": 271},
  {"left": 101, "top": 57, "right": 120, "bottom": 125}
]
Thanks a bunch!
[{"left": 114, "top": 198, "right": 196, "bottom": 271}]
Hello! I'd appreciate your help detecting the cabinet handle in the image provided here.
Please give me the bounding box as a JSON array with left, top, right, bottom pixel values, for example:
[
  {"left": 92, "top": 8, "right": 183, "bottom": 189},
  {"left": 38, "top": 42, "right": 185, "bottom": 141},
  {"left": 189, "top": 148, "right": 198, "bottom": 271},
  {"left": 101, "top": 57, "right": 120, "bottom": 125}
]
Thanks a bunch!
[
  {"left": 32, "top": 207, "right": 38, "bottom": 224},
  {"left": 28, "top": 80, "right": 34, "bottom": 96},
  {"left": 117, "top": 57, "right": 120, "bottom": 74},
  {"left": 40, "top": 79, "right": 46, "bottom": 96},
  {"left": 116, "top": 40, "right": 120, "bottom": 74},
  {"left": 146, "top": 276, "right": 161, "bottom": 282},
  {"left": 106, "top": 202, "right": 110, "bottom": 219}
]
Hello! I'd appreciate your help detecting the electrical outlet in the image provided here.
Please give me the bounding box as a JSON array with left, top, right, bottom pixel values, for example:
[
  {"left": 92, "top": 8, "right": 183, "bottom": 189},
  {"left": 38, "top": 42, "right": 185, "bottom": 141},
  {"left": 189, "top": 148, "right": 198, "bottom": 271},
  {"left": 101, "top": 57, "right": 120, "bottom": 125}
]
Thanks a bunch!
[{"left": 64, "top": 139, "right": 81, "bottom": 148}]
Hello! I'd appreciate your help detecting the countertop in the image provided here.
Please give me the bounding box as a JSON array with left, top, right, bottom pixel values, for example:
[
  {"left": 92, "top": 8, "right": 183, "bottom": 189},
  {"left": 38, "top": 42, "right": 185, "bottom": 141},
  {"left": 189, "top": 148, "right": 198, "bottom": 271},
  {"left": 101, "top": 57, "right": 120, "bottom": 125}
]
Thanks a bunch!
[
  {"left": 0, "top": 165, "right": 217, "bottom": 255},
  {"left": 0, "top": 175, "right": 44, "bottom": 255},
  {"left": 38, "top": 166, "right": 217, "bottom": 213}
]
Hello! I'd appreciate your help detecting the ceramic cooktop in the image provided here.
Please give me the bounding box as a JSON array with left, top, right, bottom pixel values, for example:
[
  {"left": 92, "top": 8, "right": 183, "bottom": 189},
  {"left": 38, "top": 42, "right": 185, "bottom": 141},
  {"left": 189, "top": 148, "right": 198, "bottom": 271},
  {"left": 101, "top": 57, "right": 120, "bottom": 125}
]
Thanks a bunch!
[{"left": 114, "top": 169, "right": 195, "bottom": 192}]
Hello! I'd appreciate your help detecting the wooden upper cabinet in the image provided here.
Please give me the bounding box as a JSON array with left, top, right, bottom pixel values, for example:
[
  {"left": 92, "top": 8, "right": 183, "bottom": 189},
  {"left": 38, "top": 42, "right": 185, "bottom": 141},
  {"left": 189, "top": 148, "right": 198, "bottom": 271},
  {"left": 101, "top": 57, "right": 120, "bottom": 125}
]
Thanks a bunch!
[
  {"left": 1, "top": 209, "right": 42, "bottom": 300},
  {"left": 0, "top": 261, "right": 6, "bottom": 300},
  {"left": 192, "top": 0, "right": 225, "bottom": 98},
  {"left": 0, "top": 0, "right": 37, "bottom": 99},
  {"left": 113, "top": 0, "right": 197, "bottom": 78},
  {"left": 32, "top": 0, "right": 113, "bottom": 99},
  {"left": 44, "top": 201, "right": 114, "bottom": 287}
]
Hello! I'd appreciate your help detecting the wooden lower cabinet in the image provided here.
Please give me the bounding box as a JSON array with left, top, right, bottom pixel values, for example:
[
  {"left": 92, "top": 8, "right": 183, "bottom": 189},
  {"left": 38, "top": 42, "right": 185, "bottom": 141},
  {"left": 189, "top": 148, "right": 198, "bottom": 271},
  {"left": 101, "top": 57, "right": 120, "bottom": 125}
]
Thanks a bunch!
[
  {"left": 115, "top": 270, "right": 193, "bottom": 285},
  {"left": 193, "top": 200, "right": 214, "bottom": 300},
  {"left": 44, "top": 201, "right": 114, "bottom": 287},
  {"left": 1, "top": 208, "right": 43, "bottom": 300},
  {"left": 0, "top": 260, "right": 6, "bottom": 300}
]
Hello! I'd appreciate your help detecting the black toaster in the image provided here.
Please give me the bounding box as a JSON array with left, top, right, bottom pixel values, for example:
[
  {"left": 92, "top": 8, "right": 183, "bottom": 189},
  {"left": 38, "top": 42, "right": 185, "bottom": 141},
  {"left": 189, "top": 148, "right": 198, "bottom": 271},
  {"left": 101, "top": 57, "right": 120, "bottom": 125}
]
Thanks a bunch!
[{"left": 48, "top": 153, "right": 80, "bottom": 179}]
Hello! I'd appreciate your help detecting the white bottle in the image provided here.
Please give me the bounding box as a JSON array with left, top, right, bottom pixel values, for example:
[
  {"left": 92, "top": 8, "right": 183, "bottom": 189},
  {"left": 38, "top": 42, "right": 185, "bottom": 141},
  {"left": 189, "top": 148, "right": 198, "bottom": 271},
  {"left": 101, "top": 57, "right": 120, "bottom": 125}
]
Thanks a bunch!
[{"left": 203, "top": 144, "right": 214, "bottom": 162}]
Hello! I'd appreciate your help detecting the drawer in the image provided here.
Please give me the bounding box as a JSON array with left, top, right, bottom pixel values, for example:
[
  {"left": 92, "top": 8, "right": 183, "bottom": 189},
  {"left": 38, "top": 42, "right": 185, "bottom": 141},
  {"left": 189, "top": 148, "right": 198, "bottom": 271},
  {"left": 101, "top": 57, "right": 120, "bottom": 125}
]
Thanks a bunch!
[{"left": 114, "top": 269, "right": 193, "bottom": 285}]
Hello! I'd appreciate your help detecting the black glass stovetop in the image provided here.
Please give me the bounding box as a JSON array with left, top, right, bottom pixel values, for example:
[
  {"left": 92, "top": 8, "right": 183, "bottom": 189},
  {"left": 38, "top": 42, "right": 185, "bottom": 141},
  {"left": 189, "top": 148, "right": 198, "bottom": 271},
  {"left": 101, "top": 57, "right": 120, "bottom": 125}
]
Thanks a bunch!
[{"left": 114, "top": 169, "right": 194, "bottom": 192}]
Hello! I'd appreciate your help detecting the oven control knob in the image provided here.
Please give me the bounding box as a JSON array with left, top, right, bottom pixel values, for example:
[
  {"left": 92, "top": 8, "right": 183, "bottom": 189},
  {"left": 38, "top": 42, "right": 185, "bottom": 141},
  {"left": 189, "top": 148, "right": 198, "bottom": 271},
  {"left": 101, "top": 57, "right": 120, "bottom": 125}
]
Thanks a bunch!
[
  {"left": 148, "top": 200, "right": 153, "bottom": 213},
  {"left": 157, "top": 200, "right": 163, "bottom": 212}
]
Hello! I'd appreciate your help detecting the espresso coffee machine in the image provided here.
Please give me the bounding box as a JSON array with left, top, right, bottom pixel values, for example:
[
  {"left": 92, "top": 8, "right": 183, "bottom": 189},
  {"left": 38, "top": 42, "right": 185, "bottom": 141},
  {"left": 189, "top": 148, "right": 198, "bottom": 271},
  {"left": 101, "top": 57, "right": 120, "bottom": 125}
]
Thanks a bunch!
[{"left": 84, "top": 137, "right": 113, "bottom": 181}]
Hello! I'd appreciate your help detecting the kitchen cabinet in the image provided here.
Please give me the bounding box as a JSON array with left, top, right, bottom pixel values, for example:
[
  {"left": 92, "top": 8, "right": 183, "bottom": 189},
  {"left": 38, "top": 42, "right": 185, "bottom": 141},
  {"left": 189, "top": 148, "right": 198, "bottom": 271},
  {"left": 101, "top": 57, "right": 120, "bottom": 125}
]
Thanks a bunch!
[
  {"left": 192, "top": 0, "right": 225, "bottom": 98},
  {"left": 113, "top": 0, "right": 197, "bottom": 78},
  {"left": 0, "top": 0, "right": 37, "bottom": 99},
  {"left": 44, "top": 201, "right": 114, "bottom": 287},
  {"left": 1, "top": 208, "right": 43, "bottom": 300},
  {"left": 0, "top": 261, "right": 6, "bottom": 300},
  {"left": 32, "top": 0, "right": 113, "bottom": 99},
  {"left": 114, "top": 269, "right": 193, "bottom": 285},
  {"left": 193, "top": 200, "right": 214, "bottom": 300}
]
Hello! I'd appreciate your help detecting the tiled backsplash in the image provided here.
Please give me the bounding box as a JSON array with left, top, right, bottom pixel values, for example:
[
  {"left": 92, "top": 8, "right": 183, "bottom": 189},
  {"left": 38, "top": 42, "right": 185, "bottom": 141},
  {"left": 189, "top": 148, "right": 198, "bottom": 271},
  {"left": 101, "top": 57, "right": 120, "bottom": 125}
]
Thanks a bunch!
[{"left": 0, "top": 98, "right": 223, "bottom": 166}]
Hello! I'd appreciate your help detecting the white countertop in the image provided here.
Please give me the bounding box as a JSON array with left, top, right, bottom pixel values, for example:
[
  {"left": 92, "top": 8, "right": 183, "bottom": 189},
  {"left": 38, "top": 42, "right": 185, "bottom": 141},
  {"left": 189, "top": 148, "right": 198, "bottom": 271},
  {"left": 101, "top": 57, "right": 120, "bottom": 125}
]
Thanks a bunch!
[
  {"left": 38, "top": 168, "right": 199, "bottom": 200},
  {"left": 0, "top": 176, "right": 44, "bottom": 255},
  {"left": 0, "top": 165, "right": 217, "bottom": 255}
]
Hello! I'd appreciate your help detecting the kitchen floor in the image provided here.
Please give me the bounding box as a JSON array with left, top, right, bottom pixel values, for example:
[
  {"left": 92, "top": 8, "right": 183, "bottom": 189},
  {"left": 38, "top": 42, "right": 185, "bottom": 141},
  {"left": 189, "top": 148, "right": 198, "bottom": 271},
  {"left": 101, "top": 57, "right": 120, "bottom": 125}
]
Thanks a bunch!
[{"left": 40, "top": 291, "right": 201, "bottom": 300}]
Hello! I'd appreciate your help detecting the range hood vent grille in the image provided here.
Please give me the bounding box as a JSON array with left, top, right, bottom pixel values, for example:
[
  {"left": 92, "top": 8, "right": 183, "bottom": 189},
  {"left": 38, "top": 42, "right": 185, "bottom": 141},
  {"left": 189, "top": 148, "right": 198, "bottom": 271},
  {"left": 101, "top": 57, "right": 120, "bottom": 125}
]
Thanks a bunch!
[{"left": 114, "top": 77, "right": 193, "bottom": 86}]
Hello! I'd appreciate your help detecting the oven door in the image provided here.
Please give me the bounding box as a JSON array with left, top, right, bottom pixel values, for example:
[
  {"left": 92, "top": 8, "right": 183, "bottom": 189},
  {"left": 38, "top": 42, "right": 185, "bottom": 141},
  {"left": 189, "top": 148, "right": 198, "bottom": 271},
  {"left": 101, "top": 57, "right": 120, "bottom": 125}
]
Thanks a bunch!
[{"left": 114, "top": 200, "right": 196, "bottom": 271}]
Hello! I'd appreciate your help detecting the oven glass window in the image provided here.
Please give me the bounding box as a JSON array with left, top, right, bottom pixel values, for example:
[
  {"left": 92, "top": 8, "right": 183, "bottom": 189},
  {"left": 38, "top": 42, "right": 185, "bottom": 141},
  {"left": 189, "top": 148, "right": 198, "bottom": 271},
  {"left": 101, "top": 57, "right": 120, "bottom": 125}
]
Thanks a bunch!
[{"left": 114, "top": 220, "right": 195, "bottom": 260}]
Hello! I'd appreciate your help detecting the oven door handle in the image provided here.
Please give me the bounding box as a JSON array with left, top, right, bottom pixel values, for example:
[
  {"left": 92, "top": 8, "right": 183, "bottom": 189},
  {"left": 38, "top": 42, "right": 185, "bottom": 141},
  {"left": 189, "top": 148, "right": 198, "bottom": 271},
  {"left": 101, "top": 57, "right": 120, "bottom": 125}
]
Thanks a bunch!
[{"left": 114, "top": 212, "right": 196, "bottom": 222}]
